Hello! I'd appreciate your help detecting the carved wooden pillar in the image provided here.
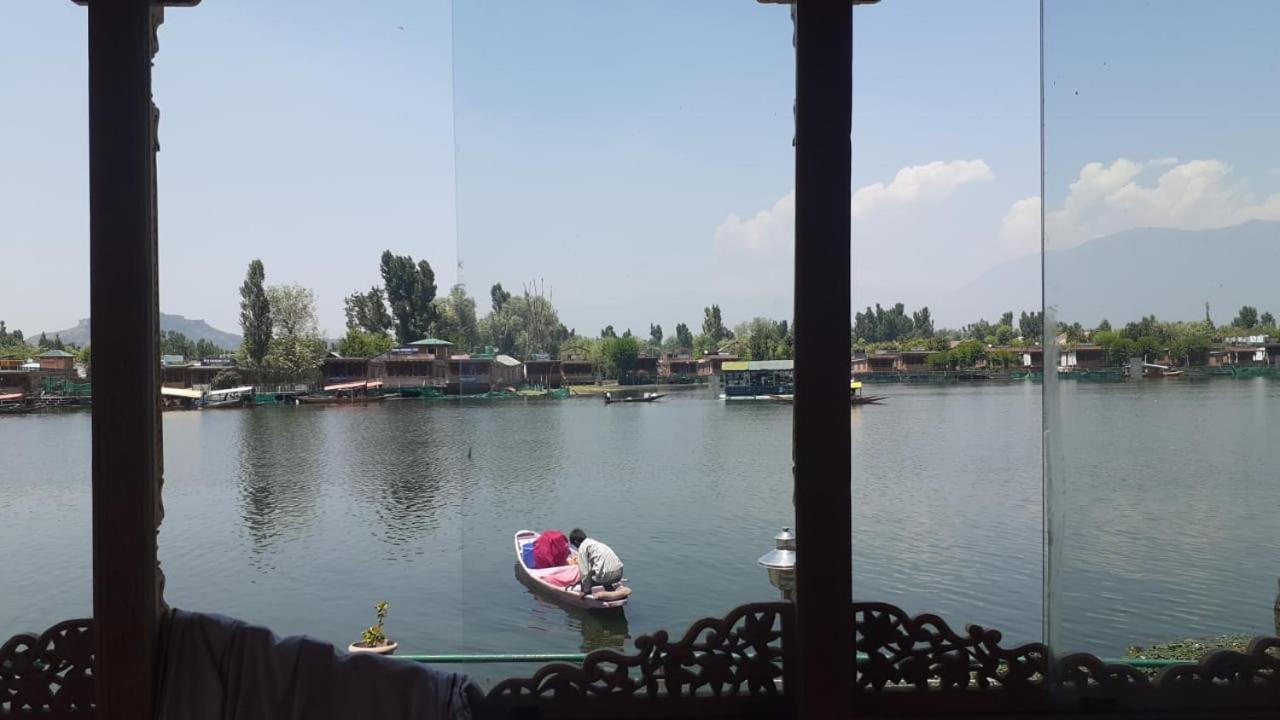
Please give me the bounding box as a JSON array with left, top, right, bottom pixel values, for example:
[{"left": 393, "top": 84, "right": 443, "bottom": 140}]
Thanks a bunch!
[
  {"left": 86, "top": 0, "right": 161, "bottom": 717},
  {"left": 792, "top": 1, "right": 854, "bottom": 717}
]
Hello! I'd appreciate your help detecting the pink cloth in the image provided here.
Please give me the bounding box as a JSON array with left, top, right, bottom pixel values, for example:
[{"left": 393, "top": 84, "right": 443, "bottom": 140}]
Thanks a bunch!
[
  {"left": 533, "top": 530, "right": 570, "bottom": 569},
  {"left": 542, "top": 566, "right": 581, "bottom": 588}
]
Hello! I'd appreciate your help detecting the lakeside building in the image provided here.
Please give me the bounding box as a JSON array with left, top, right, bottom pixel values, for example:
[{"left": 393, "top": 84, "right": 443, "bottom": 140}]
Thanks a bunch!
[
  {"left": 160, "top": 357, "right": 237, "bottom": 389},
  {"left": 659, "top": 351, "right": 698, "bottom": 380},
  {"left": 620, "top": 355, "right": 660, "bottom": 385},
  {"left": 523, "top": 357, "right": 562, "bottom": 388},
  {"left": 370, "top": 338, "right": 452, "bottom": 392},
  {"left": 561, "top": 354, "right": 596, "bottom": 385},
  {"left": 696, "top": 351, "right": 740, "bottom": 377},
  {"left": 36, "top": 349, "right": 76, "bottom": 373}
]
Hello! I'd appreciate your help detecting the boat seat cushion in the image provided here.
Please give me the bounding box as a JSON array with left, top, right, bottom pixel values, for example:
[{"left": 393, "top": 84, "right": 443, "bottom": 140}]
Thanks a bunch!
[{"left": 589, "top": 585, "right": 631, "bottom": 601}]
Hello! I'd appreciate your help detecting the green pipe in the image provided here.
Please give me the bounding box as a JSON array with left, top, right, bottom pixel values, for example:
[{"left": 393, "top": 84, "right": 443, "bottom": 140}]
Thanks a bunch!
[
  {"left": 394, "top": 652, "right": 1193, "bottom": 668},
  {"left": 398, "top": 653, "right": 588, "bottom": 664}
]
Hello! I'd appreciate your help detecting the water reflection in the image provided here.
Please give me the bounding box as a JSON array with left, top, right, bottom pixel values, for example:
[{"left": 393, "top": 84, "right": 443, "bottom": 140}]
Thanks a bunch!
[
  {"left": 234, "top": 408, "right": 322, "bottom": 567},
  {"left": 513, "top": 565, "right": 630, "bottom": 653},
  {"left": 334, "top": 404, "right": 450, "bottom": 558}
]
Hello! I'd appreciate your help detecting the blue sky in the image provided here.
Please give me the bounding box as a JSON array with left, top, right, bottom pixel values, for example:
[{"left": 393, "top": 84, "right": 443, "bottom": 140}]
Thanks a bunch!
[{"left": 2, "top": 1, "right": 1276, "bottom": 339}]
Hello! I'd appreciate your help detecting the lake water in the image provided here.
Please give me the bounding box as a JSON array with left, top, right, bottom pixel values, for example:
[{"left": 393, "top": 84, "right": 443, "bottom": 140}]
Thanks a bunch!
[{"left": 3, "top": 380, "right": 1278, "bottom": 683}]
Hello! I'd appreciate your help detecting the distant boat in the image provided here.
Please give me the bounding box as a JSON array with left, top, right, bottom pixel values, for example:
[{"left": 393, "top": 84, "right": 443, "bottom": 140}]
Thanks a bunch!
[
  {"left": 850, "top": 380, "right": 886, "bottom": 406},
  {"left": 0, "top": 394, "right": 37, "bottom": 415},
  {"left": 603, "top": 392, "right": 665, "bottom": 405},
  {"left": 513, "top": 530, "right": 630, "bottom": 611},
  {"left": 201, "top": 386, "right": 254, "bottom": 409},
  {"left": 298, "top": 380, "right": 388, "bottom": 404},
  {"left": 766, "top": 394, "right": 794, "bottom": 403}
]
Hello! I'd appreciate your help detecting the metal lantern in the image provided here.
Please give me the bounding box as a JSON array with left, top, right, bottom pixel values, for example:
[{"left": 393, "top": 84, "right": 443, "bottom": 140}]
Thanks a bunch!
[{"left": 758, "top": 527, "right": 797, "bottom": 601}]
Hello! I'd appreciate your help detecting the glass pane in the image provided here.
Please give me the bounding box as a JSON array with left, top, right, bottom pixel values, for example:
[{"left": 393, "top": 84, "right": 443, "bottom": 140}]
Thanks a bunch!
[
  {"left": 851, "top": 1, "right": 1042, "bottom": 643},
  {"left": 152, "top": 2, "right": 465, "bottom": 652},
  {"left": 1045, "top": 0, "right": 1280, "bottom": 658},
  {"left": 451, "top": 0, "right": 796, "bottom": 686},
  {"left": 0, "top": 3, "right": 92, "bottom": 633}
]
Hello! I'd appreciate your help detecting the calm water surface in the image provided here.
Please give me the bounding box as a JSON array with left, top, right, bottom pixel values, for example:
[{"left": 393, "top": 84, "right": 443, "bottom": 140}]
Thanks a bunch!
[{"left": 3, "top": 381, "right": 1278, "bottom": 682}]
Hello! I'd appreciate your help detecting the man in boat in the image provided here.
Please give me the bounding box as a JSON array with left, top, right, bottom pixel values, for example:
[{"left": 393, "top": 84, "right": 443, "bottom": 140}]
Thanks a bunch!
[{"left": 569, "top": 528, "right": 623, "bottom": 597}]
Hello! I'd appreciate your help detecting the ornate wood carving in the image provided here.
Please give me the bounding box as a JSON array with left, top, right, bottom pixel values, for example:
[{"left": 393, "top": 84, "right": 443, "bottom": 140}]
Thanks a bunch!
[
  {"left": 0, "top": 620, "right": 95, "bottom": 717},
  {"left": 6, "top": 608, "right": 1276, "bottom": 718},
  {"left": 854, "top": 601, "right": 1049, "bottom": 692},
  {"left": 484, "top": 602, "right": 791, "bottom": 717}
]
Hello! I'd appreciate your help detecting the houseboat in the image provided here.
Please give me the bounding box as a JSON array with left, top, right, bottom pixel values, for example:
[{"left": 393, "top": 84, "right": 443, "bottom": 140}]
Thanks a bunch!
[{"left": 720, "top": 360, "right": 794, "bottom": 400}]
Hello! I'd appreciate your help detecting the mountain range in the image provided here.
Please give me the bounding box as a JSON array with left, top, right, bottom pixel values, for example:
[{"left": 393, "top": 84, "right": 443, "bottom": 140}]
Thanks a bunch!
[
  {"left": 45, "top": 314, "right": 242, "bottom": 349},
  {"left": 931, "top": 220, "right": 1280, "bottom": 327}
]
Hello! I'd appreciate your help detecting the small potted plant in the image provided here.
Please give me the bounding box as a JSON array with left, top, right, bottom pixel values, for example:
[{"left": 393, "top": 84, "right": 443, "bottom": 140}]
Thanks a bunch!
[{"left": 348, "top": 600, "right": 398, "bottom": 655}]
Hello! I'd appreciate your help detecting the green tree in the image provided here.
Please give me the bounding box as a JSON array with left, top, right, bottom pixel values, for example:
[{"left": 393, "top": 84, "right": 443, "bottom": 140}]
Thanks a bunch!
[
  {"left": 76, "top": 344, "right": 92, "bottom": 378},
  {"left": 1135, "top": 335, "right": 1163, "bottom": 360},
  {"left": 702, "top": 305, "right": 731, "bottom": 344},
  {"left": 1107, "top": 337, "right": 1138, "bottom": 365},
  {"left": 161, "top": 331, "right": 194, "bottom": 358},
  {"left": 490, "top": 283, "right": 512, "bottom": 313},
  {"left": 674, "top": 323, "right": 693, "bottom": 350},
  {"left": 995, "top": 324, "right": 1016, "bottom": 346},
  {"left": 261, "top": 284, "right": 327, "bottom": 382},
  {"left": 1261, "top": 311, "right": 1276, "bottom": 328},
  {"left": 37, "top": 332, "right": 50, "bottom": 349},
  {"left": 239, "top": 259, "right": 272, "bottom": 366},
  {"left": 344, "top": 287, "right": 393, "bottom": 335},
  {"left": 595, "top": 335, "right": 640, "bottom": 379},
  {"left": 210, "top": 369, "right": 244, "bottom": 390},
  {"left": 949, "top": 340, "right": 986, "bottom": 368},
  {"left": 193, "top": 338, "right": 223, "bottom": 359},
  {"left": 989, "top": 348, "right": 1018, "bottom": 369},
  {"left": 51, "top": 334, "right": 65, "bottom": 351},
  {"left": 478, "top": 289, "right": 568, "bottom": 358},
  {"left": 432, "top": 285, "right": 479, "bottom": 350},
  {"left": 1232, "top": 305, "right": 1259, "bottom": 329},
  {"left": 336, "top": 329, "right": 394, "bottom": 358},
  {"left": 649, "top": 324, "right": 663, "bottom": 347},
  {"left": 380, "top": 251, "right": 438, "bottom": 344},
  {"left": 1018, "top": 311, "right": 1043, "bottom": 344},
  {"left": 1095, "top": 318, "right": 1112, "bottom": 333},
  {"left": 600, "top": 325, "right": 617, "bottom": 339},
  {"left": 911, "top": 307, "right": 934, "bottom": 338},
  {"left": 267, "top": 285, "right": 322, "bottom": 337}
]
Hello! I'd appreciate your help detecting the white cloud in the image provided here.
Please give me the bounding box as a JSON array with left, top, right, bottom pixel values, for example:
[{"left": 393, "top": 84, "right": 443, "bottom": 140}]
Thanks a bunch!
[
  {"left": 1043, "top": 158, "right": 1280, "bottom": 249},
  {"left": 851, "top": 159, "right": 993, "bottom": 218},
  {"left": 713, "top": 159, "right": 993, "bottom": 258},
  {"left": 713, "top": 190, "right": 794, "bottom": 258},
  {"left": 999, "top": 195, "right": 1041, "bottom": 259},
  {"left": 997, "top": 158, "right": 1280, "bottom": 258}
]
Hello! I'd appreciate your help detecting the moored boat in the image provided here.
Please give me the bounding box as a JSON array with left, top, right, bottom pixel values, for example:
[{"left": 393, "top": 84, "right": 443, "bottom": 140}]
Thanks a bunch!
[
  {"left": 513, "top": 530, "right": 630, "bottom": 611},
  {"left": 603, "top": 391, "right": 665, "bottom": 405},
  {"left": 298, "top": 380, "right": 388, "bottom": 404},
  {"left": 200, "top": 386, "right": 254, "bottom": 409}
]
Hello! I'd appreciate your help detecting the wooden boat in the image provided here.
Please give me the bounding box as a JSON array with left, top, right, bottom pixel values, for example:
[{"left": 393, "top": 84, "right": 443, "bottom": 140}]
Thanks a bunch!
[
  {"left": 300, "top": 380, "right": 388, "bottom": 404},
  {"left": 297, "top": 392, "right": 387, "bottom": 405},
  {"left": 513, "top": 530, "right": 630, "bottom": 611},
  {"left": 766, "top": 394, "right": 794, "bottom": 403},
  {"left": 603, "top": 392, "right": 666, "bottom": 405},
  {"left": 850, "top": 380, "right": 885, "bottom": 406}
]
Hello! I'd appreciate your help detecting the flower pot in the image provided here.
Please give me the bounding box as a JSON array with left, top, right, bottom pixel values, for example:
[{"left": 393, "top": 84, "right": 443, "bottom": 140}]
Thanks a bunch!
[{"left": 348, "top": 640, "right": 398, "bottom": 656}]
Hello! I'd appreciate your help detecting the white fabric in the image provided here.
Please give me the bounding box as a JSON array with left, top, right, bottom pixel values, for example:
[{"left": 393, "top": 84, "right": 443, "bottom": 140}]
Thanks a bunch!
[{"left": 157, "top": 609, "right": 476, "bottom": 720}]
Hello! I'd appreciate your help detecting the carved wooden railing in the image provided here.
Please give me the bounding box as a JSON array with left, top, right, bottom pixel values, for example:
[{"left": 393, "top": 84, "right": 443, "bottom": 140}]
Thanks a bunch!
[
  {"left": 0, "top": 620, "right": 94, "bottom": 717},
  {"left": 4, "top": 606, "right": 1278, "bottom": 718}
]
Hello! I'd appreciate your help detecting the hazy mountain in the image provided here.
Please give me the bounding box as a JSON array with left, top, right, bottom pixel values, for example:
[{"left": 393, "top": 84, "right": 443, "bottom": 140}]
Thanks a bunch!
[
  {"left": 932, "top": 220, "right": 1280, "bottom": 327},
  {"left": 46, "top": 314, "right": 242, "bottom": 349}
]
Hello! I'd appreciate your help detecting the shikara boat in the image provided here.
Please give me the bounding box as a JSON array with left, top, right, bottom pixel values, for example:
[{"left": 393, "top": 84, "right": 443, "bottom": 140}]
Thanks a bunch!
[
  {"left": 513, "top": 530, "right": 630, "bottom": 611},
  {"left": 850, "top": 381, "right": 886, "bottom": 405},
  {"left": 297, "top": 380, "right": 388, "bottom": 404},
  {"left": 603, "top": 392, "right": 665, "bottom": 405}
]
